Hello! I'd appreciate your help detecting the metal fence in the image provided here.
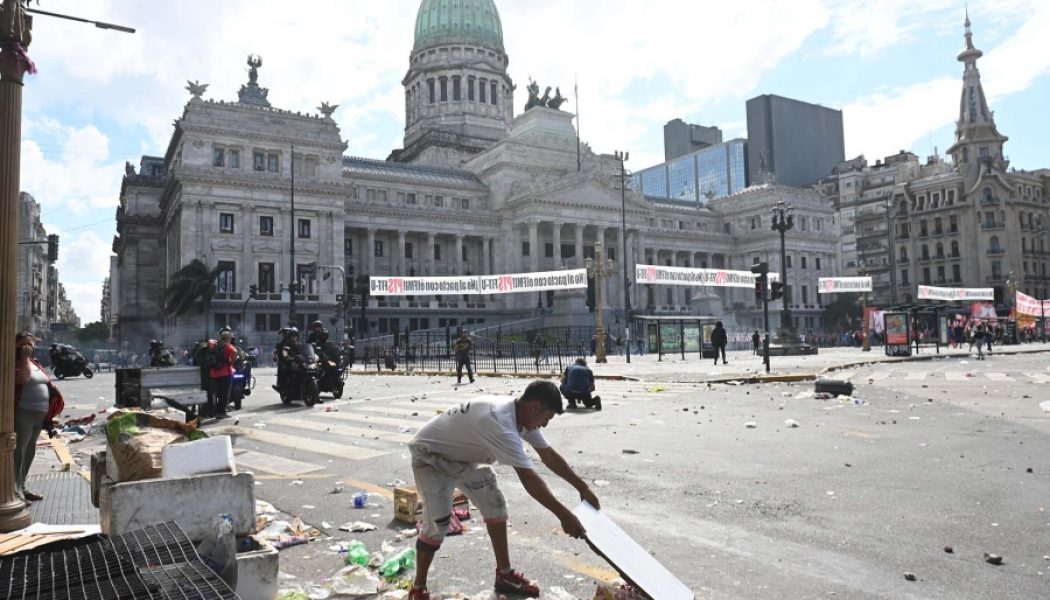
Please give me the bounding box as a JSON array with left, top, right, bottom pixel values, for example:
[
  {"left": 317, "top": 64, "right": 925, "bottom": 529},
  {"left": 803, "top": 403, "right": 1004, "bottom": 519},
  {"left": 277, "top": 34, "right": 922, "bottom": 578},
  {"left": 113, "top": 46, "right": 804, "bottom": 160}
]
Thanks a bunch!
[{"left": 357, "top": 340, "right": 585, "bottom": 375}]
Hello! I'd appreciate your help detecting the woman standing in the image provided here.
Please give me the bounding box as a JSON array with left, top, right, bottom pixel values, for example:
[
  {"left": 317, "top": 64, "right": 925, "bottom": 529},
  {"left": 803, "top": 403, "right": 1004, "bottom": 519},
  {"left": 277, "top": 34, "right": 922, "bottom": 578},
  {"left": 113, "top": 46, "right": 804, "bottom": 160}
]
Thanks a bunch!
[{"left": 13, "top": 332, "right": 51, "bottom": 502}]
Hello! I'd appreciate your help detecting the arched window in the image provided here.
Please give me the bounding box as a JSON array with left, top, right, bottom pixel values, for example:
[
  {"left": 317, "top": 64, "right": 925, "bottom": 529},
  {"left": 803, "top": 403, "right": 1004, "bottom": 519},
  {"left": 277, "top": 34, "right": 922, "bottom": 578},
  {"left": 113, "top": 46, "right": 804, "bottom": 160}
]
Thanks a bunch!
[
  {"left": 983, "top": 187, "right": 994, "bottom": 202},
  {"left": 951, "top": 241, "right": 959, "bottom": 257},
  {"left": 921, "top": 244, "right": 930, "bottom": 259},
  {"left": 990, "top": 236, "right": 1001, "bottom": 253}
]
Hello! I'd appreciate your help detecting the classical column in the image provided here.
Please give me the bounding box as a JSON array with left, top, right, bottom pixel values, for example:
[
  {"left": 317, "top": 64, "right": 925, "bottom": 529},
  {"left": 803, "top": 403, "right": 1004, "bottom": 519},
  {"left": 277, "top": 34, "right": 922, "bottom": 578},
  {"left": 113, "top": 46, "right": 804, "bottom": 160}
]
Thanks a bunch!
[
  {"left": 397, "top": 230, "right": 407, "bottom": 275},
  {"left": 426, "top": 232, "right": 435, "bottom": 275},
  {"left": 0, "top": 0, "right": 33, "bottom": 531},
  {"left": 366, "top": 228, "right": 375, "bottom": 275},
  {"left": 552, "top": 224, "right": 562, "bottom": 268},
  {"left": 574, "top": 224, "right": 584, "bottom": 268},
  {"left": 482, "top": 237, "right": 492, "bottom": 275},
  {"left": 528, "top": 221, "right": 539, "bottom": 272},
  {"left": 455, "top": 233, "right": 464, "bottom": 274}
]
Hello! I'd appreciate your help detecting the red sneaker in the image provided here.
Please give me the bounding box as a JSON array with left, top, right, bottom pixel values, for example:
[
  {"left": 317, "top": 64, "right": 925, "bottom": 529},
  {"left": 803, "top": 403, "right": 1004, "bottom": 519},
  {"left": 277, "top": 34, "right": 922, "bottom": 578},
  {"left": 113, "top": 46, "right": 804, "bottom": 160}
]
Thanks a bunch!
[
  {"left": 495, "top": 568, "right": 540, "bottom": 597},
  {"left": 408, "top": 587, "right": 430, "bottom": 600}
]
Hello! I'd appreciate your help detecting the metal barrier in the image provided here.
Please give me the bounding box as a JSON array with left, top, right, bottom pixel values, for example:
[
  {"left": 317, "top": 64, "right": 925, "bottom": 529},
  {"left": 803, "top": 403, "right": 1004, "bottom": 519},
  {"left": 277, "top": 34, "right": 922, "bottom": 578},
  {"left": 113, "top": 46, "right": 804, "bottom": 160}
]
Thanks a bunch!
[{"left": 358, "top": 340, "right": 586, "bottom": 375}]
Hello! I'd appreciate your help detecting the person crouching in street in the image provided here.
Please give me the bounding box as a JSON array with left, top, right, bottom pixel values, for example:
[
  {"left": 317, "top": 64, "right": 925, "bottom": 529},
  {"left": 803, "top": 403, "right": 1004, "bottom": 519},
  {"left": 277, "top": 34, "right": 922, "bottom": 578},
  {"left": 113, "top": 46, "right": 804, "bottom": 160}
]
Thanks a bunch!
[
  {"left": 407, "top": 380, "right": 598, "bottom": 599},
  {"left": 559, "top": 357, "right": 601, "bottom": 410}
]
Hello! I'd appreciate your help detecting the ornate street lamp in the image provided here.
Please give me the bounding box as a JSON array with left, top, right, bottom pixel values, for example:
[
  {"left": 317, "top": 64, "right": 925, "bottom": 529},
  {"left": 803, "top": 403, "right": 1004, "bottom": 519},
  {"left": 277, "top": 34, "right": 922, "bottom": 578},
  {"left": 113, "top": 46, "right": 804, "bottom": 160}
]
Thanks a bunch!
[
  {"left": 586, "top": 241, "right": 615, "bottom": 363},
  {"left": 770, "top": 199, "right": 795, "bottom": 335},
  {"left": 614, "top": 150, "right": 632, "bottom": 364}
]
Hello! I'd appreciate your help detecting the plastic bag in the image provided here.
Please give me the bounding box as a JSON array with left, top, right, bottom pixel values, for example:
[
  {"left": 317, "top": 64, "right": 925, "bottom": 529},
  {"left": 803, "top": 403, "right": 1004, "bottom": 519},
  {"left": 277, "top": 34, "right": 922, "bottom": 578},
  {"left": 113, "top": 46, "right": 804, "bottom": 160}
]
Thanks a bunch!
[{"left": 197, "top": 514, "right": 238, "bottom": 588}]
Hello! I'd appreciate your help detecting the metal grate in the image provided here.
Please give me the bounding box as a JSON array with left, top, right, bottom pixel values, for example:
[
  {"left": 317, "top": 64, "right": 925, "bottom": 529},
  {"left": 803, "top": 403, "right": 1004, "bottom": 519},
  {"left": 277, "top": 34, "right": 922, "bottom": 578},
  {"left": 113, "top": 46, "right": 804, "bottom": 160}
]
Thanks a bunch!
[{"left": 0, "top": 522, "right": 239, "bottom": 599}]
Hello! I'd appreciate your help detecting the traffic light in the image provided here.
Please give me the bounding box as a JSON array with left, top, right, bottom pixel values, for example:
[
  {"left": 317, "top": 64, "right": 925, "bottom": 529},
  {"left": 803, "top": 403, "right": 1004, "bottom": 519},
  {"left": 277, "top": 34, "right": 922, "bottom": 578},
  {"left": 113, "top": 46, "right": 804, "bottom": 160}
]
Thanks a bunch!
[
  {"left": 769, "top": 281, "right": 784, "bottom": 301},
  {"left": 46, "top": 234, "right": 59, "bottom": 263},
  {"left": 750, "top": 262, "right": 768, "bottom": 303}
]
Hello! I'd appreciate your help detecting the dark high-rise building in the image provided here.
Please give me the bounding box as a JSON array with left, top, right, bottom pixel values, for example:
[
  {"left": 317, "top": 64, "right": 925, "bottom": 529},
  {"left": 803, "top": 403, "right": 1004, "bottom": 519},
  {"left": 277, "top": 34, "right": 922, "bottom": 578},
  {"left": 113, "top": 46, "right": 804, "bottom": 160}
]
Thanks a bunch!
[
  {"left": 663, "top": 119, "right": 723, "bottom": 161},
  {"left": 746, "top": 94, "right": 844, "bottom": 188}
]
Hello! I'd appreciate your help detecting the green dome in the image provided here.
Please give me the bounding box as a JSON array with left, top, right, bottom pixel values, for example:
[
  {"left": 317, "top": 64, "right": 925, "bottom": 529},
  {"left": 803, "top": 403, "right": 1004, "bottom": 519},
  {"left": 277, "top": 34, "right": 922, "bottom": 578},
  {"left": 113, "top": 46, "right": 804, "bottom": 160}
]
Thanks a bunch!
[{"left": 414, "top": 0, "right": 504, "bottom": 52}]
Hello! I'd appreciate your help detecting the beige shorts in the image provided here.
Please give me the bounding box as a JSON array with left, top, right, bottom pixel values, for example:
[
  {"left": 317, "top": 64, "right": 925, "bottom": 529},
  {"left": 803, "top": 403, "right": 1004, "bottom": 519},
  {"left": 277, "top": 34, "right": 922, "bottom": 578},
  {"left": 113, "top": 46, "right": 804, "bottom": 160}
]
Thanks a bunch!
[{"left": 410, "top": 443, "right": 508, "bottom": 550}]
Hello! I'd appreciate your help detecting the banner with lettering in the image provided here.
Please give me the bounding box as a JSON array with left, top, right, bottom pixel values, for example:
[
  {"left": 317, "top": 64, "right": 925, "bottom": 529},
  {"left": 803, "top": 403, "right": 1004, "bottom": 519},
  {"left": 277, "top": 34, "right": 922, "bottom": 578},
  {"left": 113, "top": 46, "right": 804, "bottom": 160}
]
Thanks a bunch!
[
  {"left": 1014, "top": 291, "right": 1050, "bottom": 316},
  {"left": 369, "top": 268, "right": 587, "bottom": 296},
  {"left": 916, "top": 285, "right": 994, "bottom": 301},
  {"left": 818, "top": 277, "right": 873, "bottom": 293},
  {"left": 635, "top": 265, "right": 779, "bottom": 288}
]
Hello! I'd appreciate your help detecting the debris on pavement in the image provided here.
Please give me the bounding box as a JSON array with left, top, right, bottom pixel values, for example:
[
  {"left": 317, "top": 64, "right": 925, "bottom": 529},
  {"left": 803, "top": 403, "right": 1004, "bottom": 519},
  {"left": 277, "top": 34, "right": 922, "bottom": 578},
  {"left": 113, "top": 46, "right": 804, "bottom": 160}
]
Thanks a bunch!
[
  {"left": 984, "top": 552, "right": 1003, "bottom": 565},
  {"left": 592, "top": 479, "right": 611, "bottom": 487},
  {"left": 339, "top": 521, "right": 378, "bottom": 532},
  {"left": 784, "top": 419, "right": 799, "bottom": 428},
  {"left": 744, "top": 421, "right": 757, "bottom": 428},
  {"left": 903, "top": 572, "right": 917, "bottom": 581},
  {"left": 943, "top": 545, "right": 954, "bottom": 553}
]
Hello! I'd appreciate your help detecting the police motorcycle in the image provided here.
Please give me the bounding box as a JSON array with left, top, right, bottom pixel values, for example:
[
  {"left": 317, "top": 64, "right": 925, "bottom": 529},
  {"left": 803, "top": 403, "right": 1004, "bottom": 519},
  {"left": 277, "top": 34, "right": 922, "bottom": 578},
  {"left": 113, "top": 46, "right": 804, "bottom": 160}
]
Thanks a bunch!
[
  {"left": 276, "top": 331, "right": 321, "bottom": 407},
  {"left": 314, "top": 340, "right": 347, "bottom": 399},
  {"left": 229, "top": 341, "right": 255, "bottom": 411},
  {"left": 148, "top": 340, "right": 176, "bottom": 367},
  {"left": 49, "top": 343, "right": 94, "bottom": 379}
]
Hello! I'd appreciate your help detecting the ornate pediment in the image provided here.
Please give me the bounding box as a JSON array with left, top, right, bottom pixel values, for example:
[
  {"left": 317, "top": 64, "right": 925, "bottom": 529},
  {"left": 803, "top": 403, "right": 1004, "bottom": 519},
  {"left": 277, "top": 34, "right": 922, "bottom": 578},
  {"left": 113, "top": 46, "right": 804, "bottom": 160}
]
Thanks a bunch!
[
  {"left": 211, "top": 237, "right": 243, "bottom": 251},
  {"left": 252, "top": 239, "right": 282, "bottom": 253}
]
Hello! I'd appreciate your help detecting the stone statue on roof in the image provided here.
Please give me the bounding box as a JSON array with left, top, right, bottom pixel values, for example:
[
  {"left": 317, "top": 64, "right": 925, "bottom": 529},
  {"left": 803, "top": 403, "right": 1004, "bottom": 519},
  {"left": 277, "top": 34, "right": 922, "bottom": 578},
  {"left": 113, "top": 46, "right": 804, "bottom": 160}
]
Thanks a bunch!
[
  {"left": 547, "top": 87, "right": 567, "bottom": 110},
  {"left": 247, "top": 54, "right": 262, "bottom": 84},
  {"left": 186, "top": 80, "right": 208, "bottom": 100},
  {"left": 318, "top": 101, "right": 338, "bottom": 119},
  {"left": 238, "top": 54, "right": 271, "bottom": 107},
  {"left": 524, "top": 78, "right": 541, "bottom": 110}
]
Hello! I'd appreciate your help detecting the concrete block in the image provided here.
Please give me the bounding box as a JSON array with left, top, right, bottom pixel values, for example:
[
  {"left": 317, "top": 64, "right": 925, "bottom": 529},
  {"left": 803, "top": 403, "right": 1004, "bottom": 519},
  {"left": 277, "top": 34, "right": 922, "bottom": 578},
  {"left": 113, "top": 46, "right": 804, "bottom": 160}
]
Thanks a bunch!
[
  {"left": 235, "top": 536, "right": 279, "bottom": 600},
  {"left": 162, "top": 435, "right": 235, "bottom": 479},
  {"left": 100, "top": 472, "right": 254, "bottom": 541}
]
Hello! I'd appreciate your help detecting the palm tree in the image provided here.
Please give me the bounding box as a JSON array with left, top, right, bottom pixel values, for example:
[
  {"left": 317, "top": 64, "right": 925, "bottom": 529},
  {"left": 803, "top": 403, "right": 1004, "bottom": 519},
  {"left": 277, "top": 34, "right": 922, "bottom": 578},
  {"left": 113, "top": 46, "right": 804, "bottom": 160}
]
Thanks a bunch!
[{"left": 164, "top": 259, "right": 225, "bottom": 339}]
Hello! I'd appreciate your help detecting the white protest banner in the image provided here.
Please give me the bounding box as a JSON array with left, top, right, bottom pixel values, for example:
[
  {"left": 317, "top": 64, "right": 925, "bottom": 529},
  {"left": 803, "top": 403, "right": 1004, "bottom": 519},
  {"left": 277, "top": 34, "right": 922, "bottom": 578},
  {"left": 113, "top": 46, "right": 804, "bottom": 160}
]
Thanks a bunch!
[
  {"left": 1016, "top": 291, "right": 1043, "bottom": 316},
  {"left": 917, "top": 285, "right": 994, "bottom": 301},
  {"left": 634, "top": 264, "right": 778, "bottom": 288},
  {"left": 818, "top": 277, "right": 873, "bottom": 293},
  {"left": 370, "top": 268, "right": 587, "bottom": 296}
]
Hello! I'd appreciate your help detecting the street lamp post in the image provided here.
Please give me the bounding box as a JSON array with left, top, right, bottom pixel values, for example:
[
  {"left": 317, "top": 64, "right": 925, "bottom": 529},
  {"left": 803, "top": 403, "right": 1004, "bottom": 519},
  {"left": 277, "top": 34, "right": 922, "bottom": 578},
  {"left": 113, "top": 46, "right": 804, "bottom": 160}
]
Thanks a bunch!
[
  {"left": 316, "top": 263, "right": 346, "bottom": 341},
  {"left": 241, "top": 284, "right": 257, "bottom": 343},
  {"left": 615, "top": 150, "right": 632, "bottom": 364},
  {"left": 770, "top": 200, "right": 795, "bottom": 335},
  {"left": 586, "top": 241, "right": 615, "bottom": 363},
  {"left": 885, "top": 202, "right": 898, "bottom": 305},
  {"left": 860, "top": 267, "right": 871, "bottom": 352}
]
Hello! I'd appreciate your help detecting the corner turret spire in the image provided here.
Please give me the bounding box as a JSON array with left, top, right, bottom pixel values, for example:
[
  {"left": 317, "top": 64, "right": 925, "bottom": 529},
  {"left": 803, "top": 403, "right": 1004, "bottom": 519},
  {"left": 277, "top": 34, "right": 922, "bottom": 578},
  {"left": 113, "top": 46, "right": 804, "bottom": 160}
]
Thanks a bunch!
[{"left": 946, "top": 12, "right": 1007, "bottom": 185}]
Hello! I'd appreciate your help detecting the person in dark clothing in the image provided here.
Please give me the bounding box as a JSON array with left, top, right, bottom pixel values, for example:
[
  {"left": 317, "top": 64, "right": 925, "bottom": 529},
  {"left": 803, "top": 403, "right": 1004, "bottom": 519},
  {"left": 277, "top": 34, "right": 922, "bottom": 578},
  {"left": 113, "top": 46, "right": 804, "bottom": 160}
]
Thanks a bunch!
[
  {"left": 711, "top": 321, "right": 728, "bottom": 365},
  {"left": 560, "top": 358, "right": 600, "bottom": 410},
  {"left": 274, "top": 328, "right": 302, "bottom": 391},
  {"left": 208, "top": 328, "right": 236, "bottom": 419},
  {"left": 307, "top": 320, "right": 329, "bottom": 347},
  {"left": 454, "top": 330, "right": 474, "bottom": 384},
  {"left": 751, "top": 330, "right": 761, "bottom": 355}
]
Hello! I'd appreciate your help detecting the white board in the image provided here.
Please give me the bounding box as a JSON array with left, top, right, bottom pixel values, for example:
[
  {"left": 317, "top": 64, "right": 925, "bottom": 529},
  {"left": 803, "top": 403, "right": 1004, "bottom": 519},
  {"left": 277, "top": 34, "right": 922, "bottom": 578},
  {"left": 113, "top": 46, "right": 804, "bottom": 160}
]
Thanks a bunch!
[{"left": 573, "top": 501, "right": 694, "bottom": 600}]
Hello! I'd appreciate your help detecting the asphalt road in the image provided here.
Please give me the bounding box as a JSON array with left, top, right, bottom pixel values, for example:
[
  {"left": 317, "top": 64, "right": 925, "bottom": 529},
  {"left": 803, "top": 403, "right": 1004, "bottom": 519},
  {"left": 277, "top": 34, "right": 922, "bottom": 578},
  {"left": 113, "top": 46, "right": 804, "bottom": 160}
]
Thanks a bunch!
[{"left": 53, "top": 351, "right": 1050, "bottom": 599}]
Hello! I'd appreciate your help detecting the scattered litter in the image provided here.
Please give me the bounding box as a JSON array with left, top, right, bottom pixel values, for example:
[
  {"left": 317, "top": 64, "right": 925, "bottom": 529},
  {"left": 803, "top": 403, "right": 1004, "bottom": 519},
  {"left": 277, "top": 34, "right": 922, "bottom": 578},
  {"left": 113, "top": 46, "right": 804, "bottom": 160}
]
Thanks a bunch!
[
  {"left": 984, "top": 552, "right": 1003, "bottom": 565},
  {"left": 826, "top": 490, "right": 835, "bottom": 496},
  {"left": 385, "top": 479, "right": 407, "bottom": 488},
  {"left": 254, "top": 422, "right": 267, "bottom": 428},
  {"left": 321, "top": 521, "right": 331, "bottom": 530},
  {"left": 1040, "top": 401, "right": 1050, "bottom": 412},
  {"left": 397, "top": 528, "right": 419, "bottom": 540},
  {"left": 397, "top": 426, "right": 413, "bottom": 433},
  {"left": 784, "top": 419, "right": 799, "bottom": 428},
  {"left": 592, "top": 480, "right": 611, "bottom": 487},
  {"left": 339, "top": 521, "right": 377, "bottom": 532},
  {"left": 622, "top": 449, "right": 639, "bottom": 454},
  {"left": 781, "top": 392, "right": 792, "bottom": 398},
  {"left": 302, "top": 504, "right": 315, "bottom": 510},
  {"left": 944, "top": 545, "right": 954, "bottom": 553},
  {"left": 744, "top": 421, "right": 757, "bottom": 429},
  {"left": 291, "top": 479, "right": 304, "bottom": 486},
  {"left": 648, "top": 384, "right": 666, "bottom": 392},
  {"left": 904, "top": 572, "right": 917, "bottom": 582},
  {"left": 794, "top": 391, "right": 814, "bottom": 400},
  {"left": 329, "top": 486, "right": 345, "bottom": 495},
  {"left": 271, "top": 535, "right": 310, "bottom": 550}
]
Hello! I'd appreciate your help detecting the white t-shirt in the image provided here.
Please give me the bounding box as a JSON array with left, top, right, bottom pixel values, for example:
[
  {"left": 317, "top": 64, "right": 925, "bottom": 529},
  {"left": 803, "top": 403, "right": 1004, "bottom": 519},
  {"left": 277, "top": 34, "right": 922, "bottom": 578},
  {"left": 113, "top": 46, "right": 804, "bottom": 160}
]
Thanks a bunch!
[{"left": 410, "top": 396, "right": 550, "bottom": 469}]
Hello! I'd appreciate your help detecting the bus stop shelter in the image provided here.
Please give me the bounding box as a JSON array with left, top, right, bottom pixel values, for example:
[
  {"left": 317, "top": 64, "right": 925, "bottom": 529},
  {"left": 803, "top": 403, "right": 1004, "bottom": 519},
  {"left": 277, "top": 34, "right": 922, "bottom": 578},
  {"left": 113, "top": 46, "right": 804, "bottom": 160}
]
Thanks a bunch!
[{"left": 634, "top": 316, "right": 722, "bottom": 361}]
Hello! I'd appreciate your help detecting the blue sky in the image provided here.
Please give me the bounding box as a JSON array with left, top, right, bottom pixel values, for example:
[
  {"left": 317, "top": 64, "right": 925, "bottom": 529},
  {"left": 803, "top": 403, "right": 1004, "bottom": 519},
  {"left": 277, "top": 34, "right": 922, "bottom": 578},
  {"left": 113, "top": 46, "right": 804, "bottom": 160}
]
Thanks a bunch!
[{"left": 18, "top": 0, "right": 1050, "bottom": 322}]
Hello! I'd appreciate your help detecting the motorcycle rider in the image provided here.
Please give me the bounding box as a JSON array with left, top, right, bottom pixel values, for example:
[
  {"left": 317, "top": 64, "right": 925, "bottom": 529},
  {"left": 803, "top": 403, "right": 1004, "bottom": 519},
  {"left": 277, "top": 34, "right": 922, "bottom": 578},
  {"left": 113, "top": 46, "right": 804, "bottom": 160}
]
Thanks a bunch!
[
  {"left": 273, "top": 328, "right": 302, "bottom": 393},
  {"left": 307, "top": 320, "right": 329, "bottom": 347}
]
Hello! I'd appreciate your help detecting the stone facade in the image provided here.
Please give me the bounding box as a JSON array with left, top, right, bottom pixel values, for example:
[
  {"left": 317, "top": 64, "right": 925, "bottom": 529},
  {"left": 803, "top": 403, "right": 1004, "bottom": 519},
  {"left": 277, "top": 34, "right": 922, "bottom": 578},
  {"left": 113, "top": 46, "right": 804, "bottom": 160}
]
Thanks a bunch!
[{"left": 17, "top": 192, "right": 79, "bottom": 336}]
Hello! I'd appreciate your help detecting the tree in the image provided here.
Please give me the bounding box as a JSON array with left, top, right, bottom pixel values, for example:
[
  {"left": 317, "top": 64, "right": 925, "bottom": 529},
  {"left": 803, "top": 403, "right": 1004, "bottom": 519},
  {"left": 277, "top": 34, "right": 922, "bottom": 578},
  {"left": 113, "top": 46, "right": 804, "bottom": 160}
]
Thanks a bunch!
[
  {"left": 76, "top": 321, "right": 109, "bottom": 345},
  {"left": 822, "top": 294, "right": 862, "bottom": 333},
  {"left": 164, "top": 259, "right": 224, "bottom": 339}
]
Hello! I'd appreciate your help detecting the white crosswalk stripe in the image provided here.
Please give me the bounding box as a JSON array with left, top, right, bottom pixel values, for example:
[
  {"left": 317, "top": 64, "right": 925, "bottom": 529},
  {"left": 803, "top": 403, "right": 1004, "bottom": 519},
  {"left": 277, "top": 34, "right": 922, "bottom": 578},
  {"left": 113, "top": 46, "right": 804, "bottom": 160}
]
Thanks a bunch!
[
  {"left": 904, "top": 371, "right": 928, "bottom": 380},
  {"left": 266, "top": 416, "right": 415, "bottom": 443},
  {"left": 239, "top": 428, "right": 388, "bottom": 461},
  {"left": 944, "top": 372, "right": 970, "bottom": 381},
  {"left": 1027, "top": 373, "right": 1050, "bottom": 383},
  {"left": 983, "top": 372, "right": 1012, "bottom": 381}
]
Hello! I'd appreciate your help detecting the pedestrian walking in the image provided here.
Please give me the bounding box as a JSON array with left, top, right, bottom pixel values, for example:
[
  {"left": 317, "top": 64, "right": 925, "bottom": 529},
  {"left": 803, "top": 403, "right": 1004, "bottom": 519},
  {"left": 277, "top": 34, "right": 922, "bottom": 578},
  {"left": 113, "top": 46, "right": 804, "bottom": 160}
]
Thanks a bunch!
[
  {"left": 405, "top": 380, "right": 596, "bottom": 600},
  {"left": 559, "top": 358, "right": 601, "bottom": 410},
  {"left": 454, "top": 330, "right": 474, "bottom": 384},
  {"left": 751, "top": 330, "right": 761, "bottom": 355},
  {"left": 711, "top": 321, "right": 728, "bottom": 365},
  {"left": 973, "top": 321, "right": 986, "bottom": 359}
]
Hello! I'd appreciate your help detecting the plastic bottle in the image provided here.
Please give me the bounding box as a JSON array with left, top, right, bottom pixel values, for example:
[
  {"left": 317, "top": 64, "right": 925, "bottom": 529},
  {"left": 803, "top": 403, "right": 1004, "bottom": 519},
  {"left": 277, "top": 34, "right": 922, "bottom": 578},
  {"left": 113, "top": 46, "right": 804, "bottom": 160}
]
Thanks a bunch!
[
  {"left": 352, "top": 492, "right": 369, "bottom": 508},
  {"left": 345, "top": 540, "right": 369, "bottom": 566},
  {"left": 380, "top": 547, "right": 416, "bottom": 578}
]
